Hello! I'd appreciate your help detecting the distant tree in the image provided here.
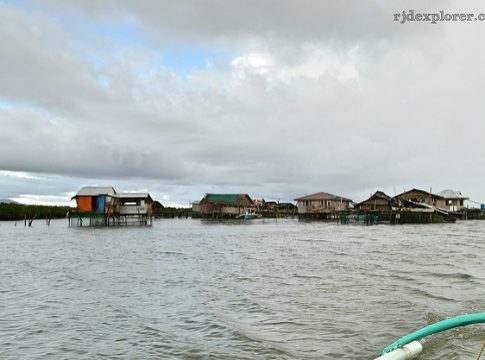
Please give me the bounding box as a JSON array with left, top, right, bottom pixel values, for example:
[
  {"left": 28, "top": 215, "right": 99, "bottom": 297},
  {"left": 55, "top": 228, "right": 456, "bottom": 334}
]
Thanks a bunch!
[{"left": 0, "top": 203, "right": 72, "bottom": 221}]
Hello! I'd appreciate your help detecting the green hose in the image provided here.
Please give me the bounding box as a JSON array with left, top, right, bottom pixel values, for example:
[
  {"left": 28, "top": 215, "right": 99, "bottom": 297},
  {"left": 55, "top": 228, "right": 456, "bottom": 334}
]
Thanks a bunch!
[{"left": 380, "top": 312, "right": 485, "bottom": 355}]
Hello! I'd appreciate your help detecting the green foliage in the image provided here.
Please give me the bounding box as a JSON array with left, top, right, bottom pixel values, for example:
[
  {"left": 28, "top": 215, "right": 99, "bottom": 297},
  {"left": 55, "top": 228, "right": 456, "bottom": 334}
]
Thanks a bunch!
[
  {"left": 154, "top": 207, "right": 192, "bottom": 218},
  {"left": 0, "top": 203, "right": 72, "bottom": 221}
]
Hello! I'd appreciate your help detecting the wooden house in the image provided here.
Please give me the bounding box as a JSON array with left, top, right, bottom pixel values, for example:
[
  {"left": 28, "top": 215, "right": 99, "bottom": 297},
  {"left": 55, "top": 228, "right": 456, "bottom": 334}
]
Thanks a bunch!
[
  {"left": 355, "top": 191, "right": 391, "bottom": 212},
  {"left": 198, "top": 193, "right": 254, "bottom": 217},
  {"left": 436, "top": 189, "right": 469, "bottom": 212},
  {"left": 393, "top": 189, "right": 446, "bottom": 209},
  {"left": 294, "top": 192, "right": 352, "bottom": 214},
  {"left": 70, "top": 186, "right": 153, "bottom": 226},
  {"left": 277, "top": 202, "right": 297, "bottom": 212},
  {"left": 115, "top": 193, "right": 153, "bottom": 216},
  {"left": 264, "top": 201, "right": 278, "bottom": 211}
]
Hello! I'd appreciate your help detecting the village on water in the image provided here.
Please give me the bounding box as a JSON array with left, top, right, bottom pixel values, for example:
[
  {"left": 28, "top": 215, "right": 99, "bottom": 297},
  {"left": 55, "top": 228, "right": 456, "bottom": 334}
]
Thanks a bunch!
[{"left": 63, "top": 185, "right": 485, "bottom": 227}]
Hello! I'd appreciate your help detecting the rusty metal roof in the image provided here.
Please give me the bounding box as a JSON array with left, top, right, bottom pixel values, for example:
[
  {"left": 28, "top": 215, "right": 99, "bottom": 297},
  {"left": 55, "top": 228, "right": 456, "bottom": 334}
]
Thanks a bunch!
[{"left": 393, "top": 188, "right": 445, "bottom": 200}]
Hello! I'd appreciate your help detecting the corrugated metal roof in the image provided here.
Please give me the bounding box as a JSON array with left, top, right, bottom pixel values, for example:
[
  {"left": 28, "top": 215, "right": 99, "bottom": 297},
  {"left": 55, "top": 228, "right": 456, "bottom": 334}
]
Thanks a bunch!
[
  {"left": 205, "top": 194, "right": 241, "bottom": 203},
  {"left": 437, "top": 189, "right": 468, "bottom": 199},
  {"left": 115, "top": 193, "right": 151, "bottom": 199},
  {"left": 74, "top": 186, "right": 116, "bottom": 197},
  {"left": 294, "top": 192, "right": 352, "bottom": 202},
  {"left": 203, "top": 194, "right": 252, "bottom": 204},
  {"left": 394, "top": 188, "right": 445, "bottom": 200}
]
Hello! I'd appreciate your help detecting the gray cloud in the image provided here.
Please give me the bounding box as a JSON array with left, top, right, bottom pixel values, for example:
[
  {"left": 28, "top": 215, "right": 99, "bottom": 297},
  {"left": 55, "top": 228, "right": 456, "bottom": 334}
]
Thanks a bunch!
[
  {"left": 37, "top": 0, "right": 443, "bottom": 45},
  {"left": 1, "top": 1, "right": 485, "bottom": 205}
]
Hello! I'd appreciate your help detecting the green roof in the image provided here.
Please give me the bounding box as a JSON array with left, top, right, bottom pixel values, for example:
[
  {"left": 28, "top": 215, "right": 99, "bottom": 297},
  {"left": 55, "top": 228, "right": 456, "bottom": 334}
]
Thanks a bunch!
[{"left": 205, "top": 194, "right": 244, "bottom": 204}]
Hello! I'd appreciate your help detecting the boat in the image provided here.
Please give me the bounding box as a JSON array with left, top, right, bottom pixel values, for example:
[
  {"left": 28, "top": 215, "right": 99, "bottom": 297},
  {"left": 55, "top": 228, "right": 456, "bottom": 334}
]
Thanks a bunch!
[
  {"left": 373, "top": 312, "right": 485, "bottom": 359},
  {"left": 236, "top": 211, "right": 262, "bottom": 220}
]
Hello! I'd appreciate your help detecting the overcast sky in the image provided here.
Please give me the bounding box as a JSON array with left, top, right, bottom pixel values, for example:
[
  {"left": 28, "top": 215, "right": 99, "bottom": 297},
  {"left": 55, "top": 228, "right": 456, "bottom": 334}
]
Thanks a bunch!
[{"left": 1, "top": 0, "right": 485, "bottom": 207}]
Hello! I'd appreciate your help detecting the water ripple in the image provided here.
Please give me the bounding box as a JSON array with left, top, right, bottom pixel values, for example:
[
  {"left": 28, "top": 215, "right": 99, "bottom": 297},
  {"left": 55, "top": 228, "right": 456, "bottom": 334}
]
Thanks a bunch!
[{"left": 1, "top": 219, "right": 485, "bottom": 358}]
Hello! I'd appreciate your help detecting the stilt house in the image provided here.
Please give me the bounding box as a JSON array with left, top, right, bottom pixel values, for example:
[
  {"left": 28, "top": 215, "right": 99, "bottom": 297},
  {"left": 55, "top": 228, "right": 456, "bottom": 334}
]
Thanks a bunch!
[
  {"left": 393, "top": 189, "right": 446, "bottom": 209},
  {"left": 294, "top": 192, "right": 352, "bottom": 214},
  {"left": 355, "top": 191, "right": 392, "bottom": 212},
  {"left": 198, "top": 193, "right": 254, "bottom": 217}
]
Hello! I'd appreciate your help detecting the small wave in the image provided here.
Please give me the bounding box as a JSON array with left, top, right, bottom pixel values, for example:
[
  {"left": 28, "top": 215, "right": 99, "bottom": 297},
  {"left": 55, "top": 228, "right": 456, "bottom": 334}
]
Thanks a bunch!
[
  {"left": 293, "top": 274, "right": 323, "bottom": 280},
  {"left": 421, "top": 271, "right": 477, "bottom": 281},
  {"left": 410, "top": 288, "right": 456, "bottom": 302},
  {"left": 157, "top": 251, "right": 185, "bottom": 256},
  {"left": 258, "top": 320, "right": 306, "bottom": 327}
]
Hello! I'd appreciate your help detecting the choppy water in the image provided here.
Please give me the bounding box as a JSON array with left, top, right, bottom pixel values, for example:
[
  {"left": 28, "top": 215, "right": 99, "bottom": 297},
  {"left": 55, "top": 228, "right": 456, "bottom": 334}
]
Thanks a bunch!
[{"left": 1, "top": 219, "right": 485, "bottom": 359}]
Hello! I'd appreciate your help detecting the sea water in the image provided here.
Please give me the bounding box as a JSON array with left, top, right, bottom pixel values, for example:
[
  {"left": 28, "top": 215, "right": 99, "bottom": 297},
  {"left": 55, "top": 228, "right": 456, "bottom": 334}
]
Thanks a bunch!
[{"left": 1, "top": 219, "right": 484, "bottom": 359}]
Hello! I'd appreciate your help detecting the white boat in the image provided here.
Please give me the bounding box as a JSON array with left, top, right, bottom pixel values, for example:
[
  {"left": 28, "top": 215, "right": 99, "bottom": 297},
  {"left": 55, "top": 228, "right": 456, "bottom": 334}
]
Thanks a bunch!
[{"left": 236, "top": 211, "right": 262, "bottom": 220}]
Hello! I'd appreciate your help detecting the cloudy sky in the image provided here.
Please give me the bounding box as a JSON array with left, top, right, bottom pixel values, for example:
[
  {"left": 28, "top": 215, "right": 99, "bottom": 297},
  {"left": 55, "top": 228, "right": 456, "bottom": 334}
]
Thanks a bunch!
[{"left": 1, "top": 0, "right": 485, "bottom": 207}]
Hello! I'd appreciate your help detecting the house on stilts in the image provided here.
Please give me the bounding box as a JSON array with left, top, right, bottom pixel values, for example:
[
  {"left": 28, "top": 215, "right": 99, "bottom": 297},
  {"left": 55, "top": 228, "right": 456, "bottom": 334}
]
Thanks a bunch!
[
  {"left": 391, "top": 188, "right": 455, "bottom": 223},
  {"left": 294, "top": 192, "right": 353, "bottom": 220},
  {"left": 195, "top": 193, "right": 254, "bottom": 218},
  {"left": 69, "top": 186, "right": 154, "bottom": 226},
  {"left": 354, "top": 191, "right": 392, "bottom": 212}
]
